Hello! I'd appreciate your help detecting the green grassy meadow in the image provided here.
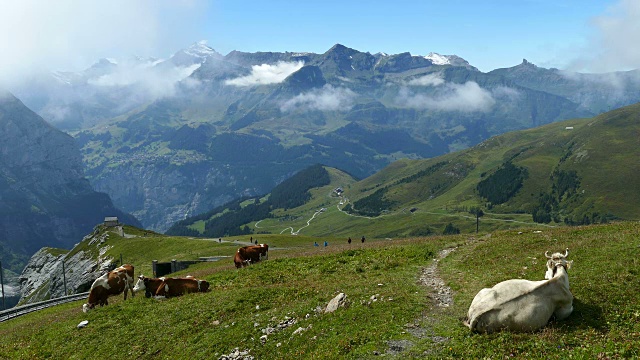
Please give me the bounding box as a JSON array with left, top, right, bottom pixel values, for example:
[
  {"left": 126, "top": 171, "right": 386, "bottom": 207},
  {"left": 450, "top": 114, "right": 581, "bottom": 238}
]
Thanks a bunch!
[{"left": 1, "top": 222, "right": 638, "bottom": 359}]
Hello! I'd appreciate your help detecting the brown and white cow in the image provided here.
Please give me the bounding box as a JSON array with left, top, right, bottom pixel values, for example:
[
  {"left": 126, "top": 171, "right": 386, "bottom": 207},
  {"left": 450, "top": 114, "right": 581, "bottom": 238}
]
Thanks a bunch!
[
  {"left": 133, "top": 275, "right": 165, "bottom": 298},
  {"left": 234, "top": 250, "right": 248, "bottom": 268},
  {"left": 255, "top": 243, "right": 269, "bottom": 260},
  {"left": 133, "top": 275, "right": 208, "bottom": 298},
  {"left": 234, "top": 244, "right": 269, "bottom": 268},
  {"left": 82, "top": 264, "right": 135, "bottom": 313}
]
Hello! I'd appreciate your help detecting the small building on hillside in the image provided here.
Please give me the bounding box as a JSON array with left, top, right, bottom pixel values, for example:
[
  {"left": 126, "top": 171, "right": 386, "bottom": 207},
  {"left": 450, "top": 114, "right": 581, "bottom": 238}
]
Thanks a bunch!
[{"left": 104, "top": 217, "right": 119, "bottom": 227}]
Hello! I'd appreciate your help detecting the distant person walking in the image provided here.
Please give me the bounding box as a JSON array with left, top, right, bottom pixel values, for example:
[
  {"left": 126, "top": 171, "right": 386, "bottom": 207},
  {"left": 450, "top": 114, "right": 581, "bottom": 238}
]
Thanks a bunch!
[
  {"left": 324, "top": 241, "right": 328, "bottom": 247},
  {"left": 348, "top": 237, "right": 352, "bottom": 244},
  {"left": 314, "top": 242, "right": 319, "bottom": 247},
  {"left": 361, "top": 236, "right": 366, "bottom": 243}
]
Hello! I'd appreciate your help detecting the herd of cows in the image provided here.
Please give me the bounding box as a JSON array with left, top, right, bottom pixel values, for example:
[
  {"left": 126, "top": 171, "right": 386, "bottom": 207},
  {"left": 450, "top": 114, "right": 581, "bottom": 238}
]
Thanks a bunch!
[
  {"left": 80, "top": 242, "right": 574, "bottom": 334},
  {"left": 82, "top": 243, "right": 269, "bottom": 313}
]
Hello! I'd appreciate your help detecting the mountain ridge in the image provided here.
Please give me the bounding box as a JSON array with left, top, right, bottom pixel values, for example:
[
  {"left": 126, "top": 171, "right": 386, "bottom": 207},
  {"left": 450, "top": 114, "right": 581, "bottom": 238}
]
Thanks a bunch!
[{"left": 0, "top": 92, "right": 140, "bottom": 273}]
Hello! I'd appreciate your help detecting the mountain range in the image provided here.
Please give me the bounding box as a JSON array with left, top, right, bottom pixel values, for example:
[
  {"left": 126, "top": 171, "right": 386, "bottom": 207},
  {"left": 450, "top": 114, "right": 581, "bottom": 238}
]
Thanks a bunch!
[{"left": 8, "top": 42, "right": 640, "bottom": 233}]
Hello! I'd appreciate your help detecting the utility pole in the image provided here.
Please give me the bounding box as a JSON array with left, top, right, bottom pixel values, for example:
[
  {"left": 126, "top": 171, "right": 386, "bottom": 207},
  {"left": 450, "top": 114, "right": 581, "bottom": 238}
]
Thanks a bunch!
[
  {"left": 0, "top": 260, "right": 6, "bottom": 310},
  {"left": 62, "top": 261, "right": 68, "bottom": 296}
]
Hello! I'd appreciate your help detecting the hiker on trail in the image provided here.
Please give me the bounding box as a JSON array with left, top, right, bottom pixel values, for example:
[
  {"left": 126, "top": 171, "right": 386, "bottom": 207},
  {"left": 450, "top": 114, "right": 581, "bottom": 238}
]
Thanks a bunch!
[
  {"left": 361, "top": 236, "right": 366, "bottom": 243},
  {"left": 314, "top": 242, "right": 319, "bottom": 247},
  {"left": 255, "top": 239, "right": 258, "bottom": 245},
  {"left": 324, "top": 241, "right": 328, "bottom": 247},
  {"left": 348, "top": 237, "right": 352, "bottom": 244}
]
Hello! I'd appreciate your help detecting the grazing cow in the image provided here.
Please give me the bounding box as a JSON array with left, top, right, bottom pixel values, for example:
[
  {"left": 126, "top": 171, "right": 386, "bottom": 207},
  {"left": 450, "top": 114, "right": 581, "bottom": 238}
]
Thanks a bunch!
[
  {"left": 255, "top": 243, "right": 269, "bottom": 260},
  {"left": 82, "top": 264, "right": 135, "bottom": 313},
  {"left": 133, "top": 275, "right": 198, "bottom": 298},
  {"left": 133, "top": 275, "right": 208, "bottom": 298},
  {"left": 234, "top": 250, "right": 247, "bottom": 268},
  {"left": 234, "top": 244, "right": 269, "bottom": 268},
  {"left": 154, "top": 277, "right": 210, "bottom": 298},
  {"left": 133, "top": 275, "right": 165, "bottom": 298},
  {"left": 466, "top": 249, "right": 573, "bottom": 333}
]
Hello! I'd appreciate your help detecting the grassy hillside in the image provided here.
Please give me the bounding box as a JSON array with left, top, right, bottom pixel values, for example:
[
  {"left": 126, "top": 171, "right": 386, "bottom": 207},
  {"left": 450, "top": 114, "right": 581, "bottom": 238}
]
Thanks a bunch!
[
  {"left": 1, "top": 221, "right": 638, "bottom": 359},
  {"left": 207, "top": 103, "right": 640, "bottom": 239},
  {"left": 349, "top": 103, "right": 640, "bottom": 221}
]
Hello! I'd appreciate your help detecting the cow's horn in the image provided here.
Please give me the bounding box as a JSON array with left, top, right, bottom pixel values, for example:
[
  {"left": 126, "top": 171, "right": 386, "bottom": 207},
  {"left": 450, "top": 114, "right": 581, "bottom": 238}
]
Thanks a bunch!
[
  {"left": 545, "top": 251, "right": 552, "bottom": 258},
  {"left": 563, "top": 248, "right": 569, "bottom": 257}
]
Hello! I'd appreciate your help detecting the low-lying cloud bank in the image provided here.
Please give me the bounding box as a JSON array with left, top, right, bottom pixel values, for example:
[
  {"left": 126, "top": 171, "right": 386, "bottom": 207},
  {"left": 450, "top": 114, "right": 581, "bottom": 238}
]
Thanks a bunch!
[
  {"left": 407, "top": 73, "right": 445, "bottom": 87},
  {"left": 88, "top": 61, "right": 201, "bottom": 98},
  {"left": 225, "top": 61, "right": 304, "bottom": 87},
  {"left": 397, "top": 73, "right": 496, "bottom": 112},
  {"left": 280, "top": 85, "right": 356, "bottom": 112}
]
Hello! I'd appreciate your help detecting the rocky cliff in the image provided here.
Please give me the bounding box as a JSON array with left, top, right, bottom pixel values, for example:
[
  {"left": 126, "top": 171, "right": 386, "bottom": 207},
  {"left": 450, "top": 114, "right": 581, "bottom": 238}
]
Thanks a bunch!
[{"left": 17, "top": 225, "right": 118, "bottom": 305}]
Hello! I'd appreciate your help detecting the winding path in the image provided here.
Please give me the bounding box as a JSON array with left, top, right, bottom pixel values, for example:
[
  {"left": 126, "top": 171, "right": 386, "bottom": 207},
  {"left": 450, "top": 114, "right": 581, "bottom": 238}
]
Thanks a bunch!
[{"left": 253, "top": 191, "right": 553, "bottom": 236}]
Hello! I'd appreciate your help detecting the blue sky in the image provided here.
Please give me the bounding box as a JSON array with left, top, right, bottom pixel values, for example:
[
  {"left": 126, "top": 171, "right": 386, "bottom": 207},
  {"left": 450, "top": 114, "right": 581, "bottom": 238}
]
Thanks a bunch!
[
  {"left": 203, "top": 0, "right": 612, "bottom": 72},
  {"left": 1, "top": 0, "right": 638, "bottom": 84}
]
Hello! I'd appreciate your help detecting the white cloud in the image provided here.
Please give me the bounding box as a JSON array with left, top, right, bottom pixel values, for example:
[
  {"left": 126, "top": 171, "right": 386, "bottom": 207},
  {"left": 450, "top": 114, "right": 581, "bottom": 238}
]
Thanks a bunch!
[
  {"left": 0, "top": 0, "right": 208, "bottom": 88},
  {"left": 568, "top": 0, "right": 640, "bottom": 72},
  {"left": 88, "top": 61, "right": 201, "bottom": 98},
  {"left": 407, "top": 73, "right": 445, "bottom": 87},
  {"left": 491, "top": 86, "right": 522, "bottom": 100},
  {"left": 396, "top": 81, "right": 495, "bottom": 113},
  {"left": 281, "top": 85, "right": 356, "bottom": 112},
  {"left": 225, "top": 61, "right": 305, "bottom": 87}
]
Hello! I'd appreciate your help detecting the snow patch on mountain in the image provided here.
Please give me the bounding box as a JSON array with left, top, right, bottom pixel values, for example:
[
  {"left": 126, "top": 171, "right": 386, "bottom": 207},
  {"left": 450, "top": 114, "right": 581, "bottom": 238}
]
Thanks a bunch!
[
  {"left": 184, "top": 40, "right": 217, "bottom": 59},
  {"left": 424, "top": 52, "right": 450, "bottom": 65}
]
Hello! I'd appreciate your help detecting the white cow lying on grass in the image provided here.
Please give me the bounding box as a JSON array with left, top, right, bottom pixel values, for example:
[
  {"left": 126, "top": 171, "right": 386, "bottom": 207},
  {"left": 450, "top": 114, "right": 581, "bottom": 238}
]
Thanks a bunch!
[{"left": 466, "top": 249, "right": 573, "bottom": 333}]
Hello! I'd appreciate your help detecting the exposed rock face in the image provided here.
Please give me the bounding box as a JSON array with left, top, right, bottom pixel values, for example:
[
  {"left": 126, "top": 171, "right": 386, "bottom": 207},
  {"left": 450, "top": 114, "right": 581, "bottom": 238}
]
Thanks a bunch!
[
  {"left": 17, "top": 226, "right": 116, "bottom": 305},
  {"left": 87, "top": 161, "right": 240, "bottom": 232},
  {"left": 0, "top": 92, "right": 139, "bottom": 274}
]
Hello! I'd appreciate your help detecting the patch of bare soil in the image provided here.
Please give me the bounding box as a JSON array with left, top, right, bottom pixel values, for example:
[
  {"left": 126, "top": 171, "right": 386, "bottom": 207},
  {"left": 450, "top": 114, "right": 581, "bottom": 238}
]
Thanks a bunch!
[
  {"left": 419, "top": 248, "right": 455, "bottom": 308},
  {"left": 386, "top": 248, "right": 457, "bottom": 356}
]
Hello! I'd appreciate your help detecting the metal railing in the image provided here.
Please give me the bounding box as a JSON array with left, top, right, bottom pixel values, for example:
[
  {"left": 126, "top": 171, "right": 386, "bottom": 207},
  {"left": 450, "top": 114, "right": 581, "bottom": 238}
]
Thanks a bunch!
[{"left": 0, "top": 292, "right": 89, "bottom": 323}]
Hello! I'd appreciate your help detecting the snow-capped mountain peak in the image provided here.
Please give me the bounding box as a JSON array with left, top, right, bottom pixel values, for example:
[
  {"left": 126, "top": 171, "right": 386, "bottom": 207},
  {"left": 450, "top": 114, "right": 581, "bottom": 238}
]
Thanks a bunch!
[
  {"left": 184, "top": 40, "right": 218, "bottom": 59},
  {"left": 424, "top": 52, "right": 450, "bottom": 65}
]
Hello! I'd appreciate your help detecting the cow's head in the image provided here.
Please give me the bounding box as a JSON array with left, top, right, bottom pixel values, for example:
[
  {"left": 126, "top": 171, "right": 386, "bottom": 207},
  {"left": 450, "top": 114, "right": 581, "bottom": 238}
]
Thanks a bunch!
[
  {"left": 544, "top": 248, "right": 573, "bottom": 279},
  {"left": 133, "top": 275, "right": 157, "bottom": 298},
  {"left": 82, "top": 303, "right": 94, "bottom": 313},
  {"left": 133, "top": 275, "right": 147, "bottom": 293}
]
